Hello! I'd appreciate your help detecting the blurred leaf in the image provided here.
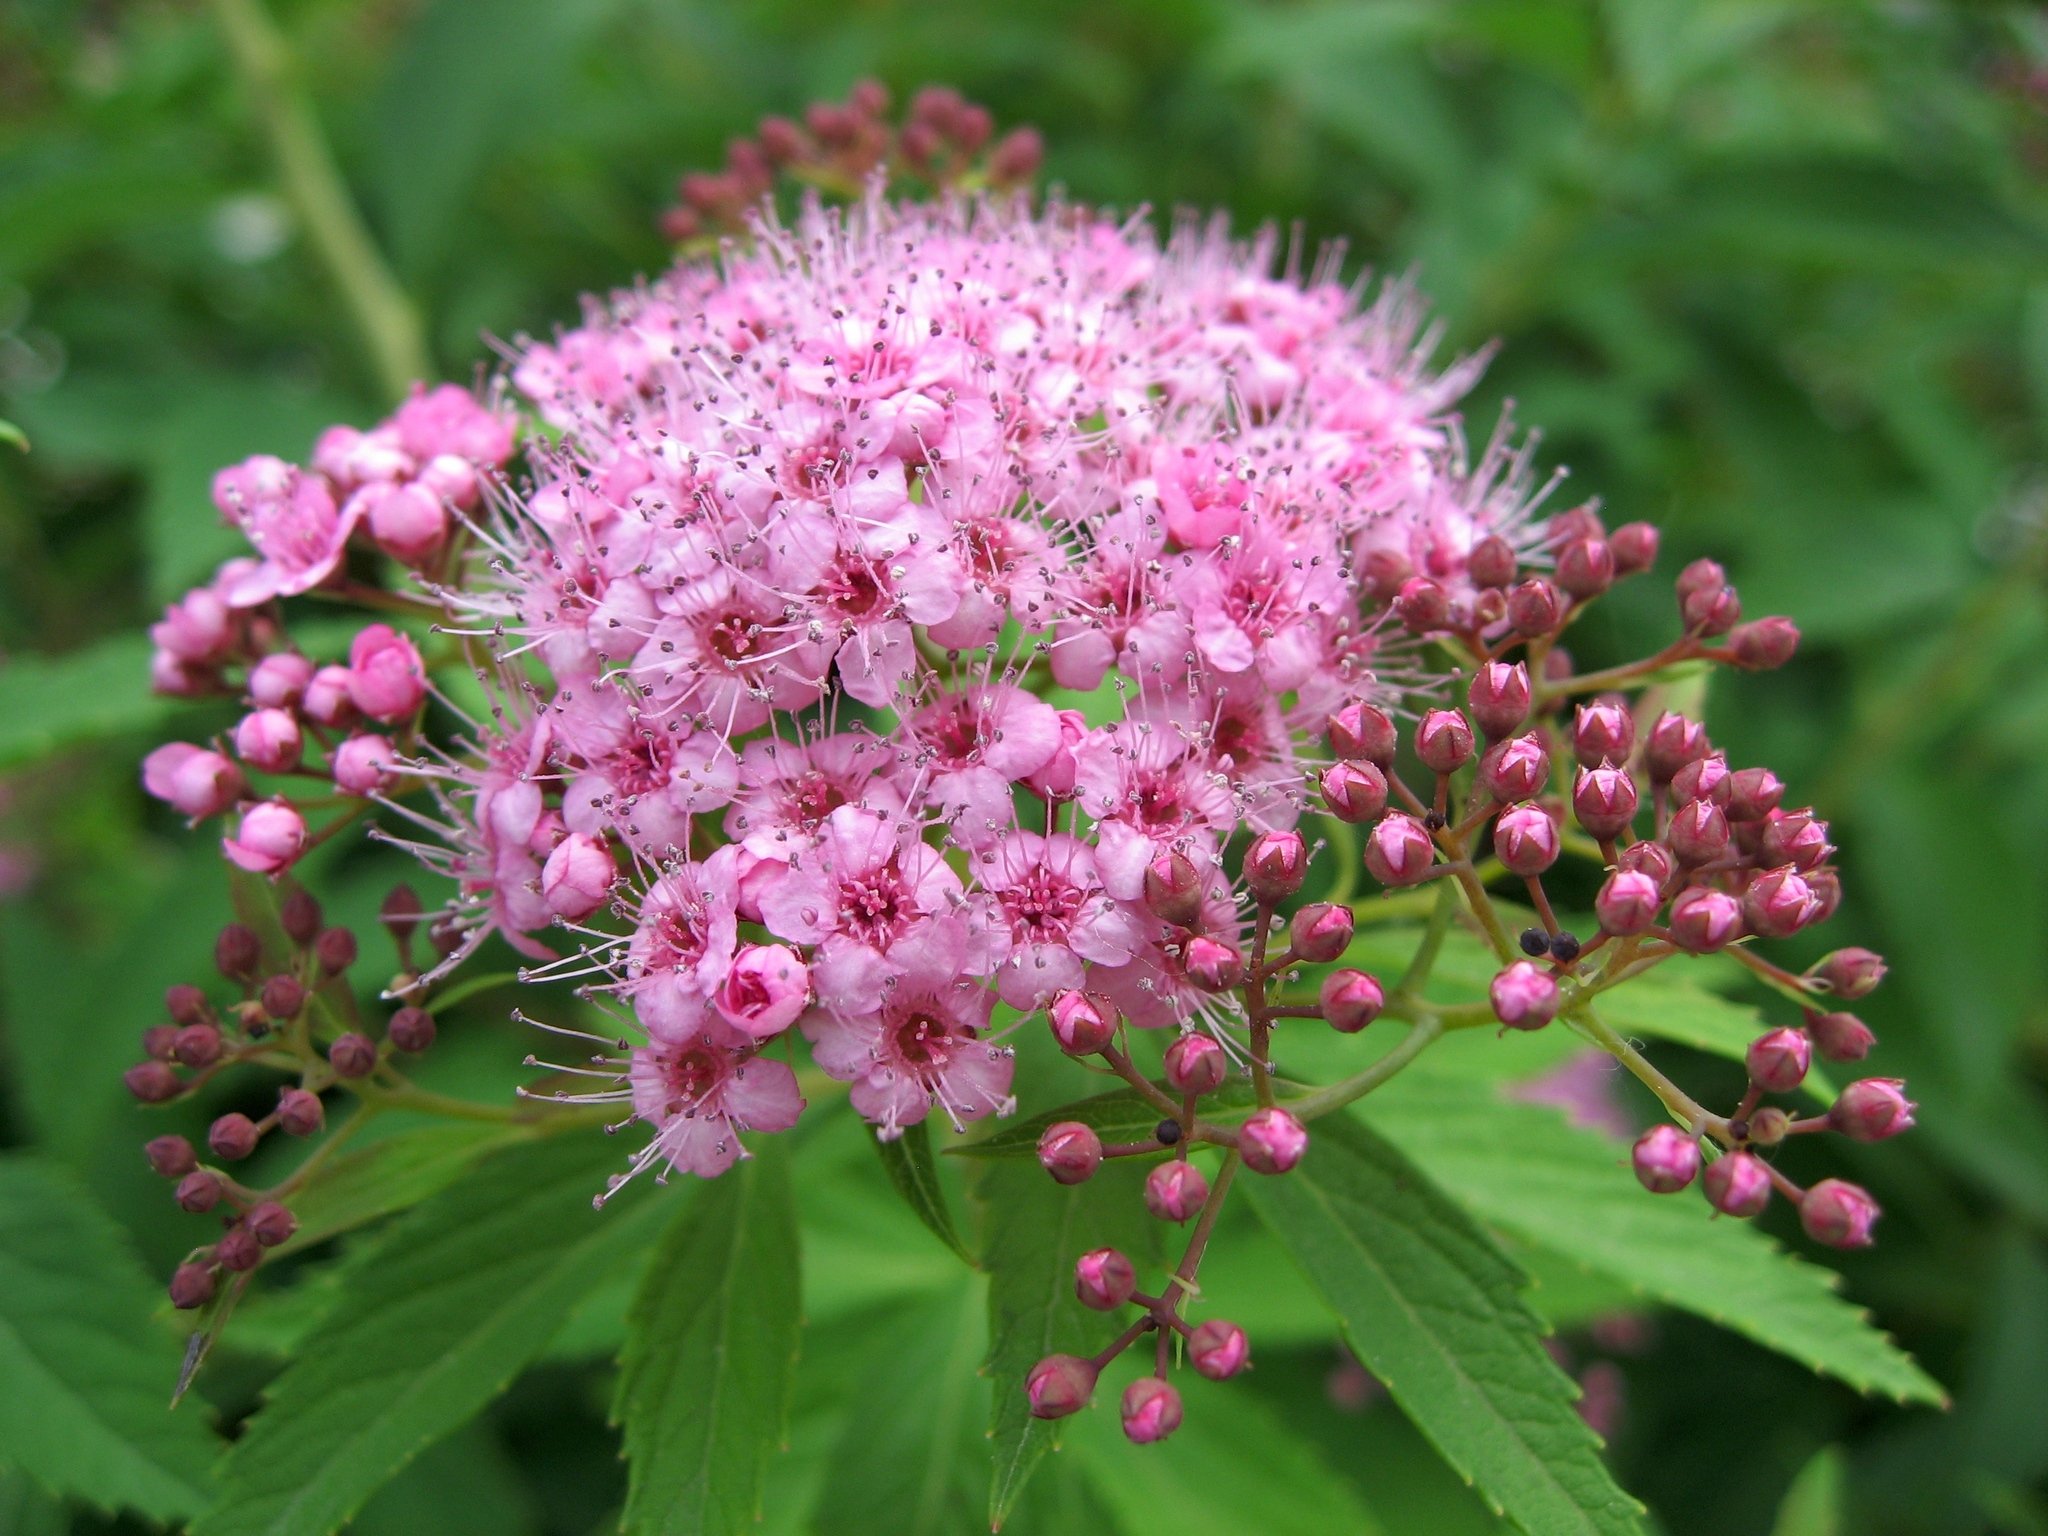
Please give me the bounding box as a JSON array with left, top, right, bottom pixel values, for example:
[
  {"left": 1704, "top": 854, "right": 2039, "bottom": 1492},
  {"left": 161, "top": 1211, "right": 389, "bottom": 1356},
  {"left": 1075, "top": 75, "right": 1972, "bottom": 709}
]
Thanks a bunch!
[
  {"left": 0, "top": 420, "right": 25, "bottom": 452},
  {"left": 1769, "top": 1445, "right": 1844, "bottom": 1536},
  {"left": 348, "top": 1421, "right": 538, "bottom": 1536},
  {"left": 873, "top": 1118, "right": 973, "bottom": 1265},
  {"left": 0, "top": 1465, "right": 66, "bottom": 1536},
  {"left": 0, "top": 1157, "right": 218, "bottom": 1521},
  {"left": 614, "top": 1137, "right": 800, "bottom": 1536},
  {"left": 194, "top": 1132, "right": 661, "bottom": 1536},
  {"left": 0, "top": 633, "right": 167, "bottom": 770},
  {"left": 1243, "top": 1114, "right": 1645, "bottom": 1536},
  {"left": 1592, "top": 963, "right": 1836, "bottom": 1102},
  {"left": 277, "top": 1121, "right": 530, "bottom": 1256}
]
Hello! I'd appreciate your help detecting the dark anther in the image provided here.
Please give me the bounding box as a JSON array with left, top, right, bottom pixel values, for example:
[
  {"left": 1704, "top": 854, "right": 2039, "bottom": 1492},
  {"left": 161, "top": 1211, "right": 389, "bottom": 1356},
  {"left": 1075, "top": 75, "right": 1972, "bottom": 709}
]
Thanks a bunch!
[
  {"left": 1548, "top": 931, "right": 1582, "bottom": 963},
  {"left": 1519, "top": 927, "right": 1551, "bottom": 957},
  {"left": 1727, "top": 1118, "right": 1750, "bottom": 1142},
  {"left": 1423, "top": 810, "right": 1447, "bottom": 830},
  {"left": 1155, "top": 1119, "right": 1183, "bottom": 1146}
]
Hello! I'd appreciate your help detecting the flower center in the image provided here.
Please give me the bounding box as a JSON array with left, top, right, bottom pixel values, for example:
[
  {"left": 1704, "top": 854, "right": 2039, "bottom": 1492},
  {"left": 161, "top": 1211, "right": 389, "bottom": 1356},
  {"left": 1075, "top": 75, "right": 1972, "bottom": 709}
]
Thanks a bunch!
[
  {"left": 838, "top": 862, "right": 909, "bottom": 944},
  {"left": 1002, "top": 866, "right": 1082, "bottom": 942},
  {"left": 893, "top": 1009, "right": 955, "bottom": 1072}
]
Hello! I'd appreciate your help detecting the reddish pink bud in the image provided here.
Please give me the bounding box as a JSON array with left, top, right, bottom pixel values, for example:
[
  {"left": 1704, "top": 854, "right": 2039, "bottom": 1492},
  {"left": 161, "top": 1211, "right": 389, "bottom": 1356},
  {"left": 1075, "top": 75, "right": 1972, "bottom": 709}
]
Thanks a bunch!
[
  {"left": 1365, "top": 814, "right": 1436, "bottom": 887},
  {"left": 1555, "top": 538, "right": 1615, "bottom": 599},
  {"left": 1507, "top": 578, "right": 1564, "bottom": 637},
  {"left": 1746, "top": 1027, "right": 1811, "bottom": 1093},
  {"left": 1595, "top": 870, "right": 1662, "bottom": 937},
  {"left": 1493, "top": 804, "right": 1561, "bottom": 877},
  {"left": 1190, "top": 1319, "right": 1252, "bottom": 1380},
  {"left": 216, "top": 1226, "right": 262, "bottom": 1273},
  {"left": 1026, "top": 1355, "right": 1097, "bottom": 1419},
  {"left": 1669, "top": 753, "right": 1731, "bottom": 808},
  {"left": 333, "top": 733, "right": 400, "bottom": 794},
  {"left": 1829, "top": 1079, "right": 1916, "bottom": 1142},
  {"left": 173, "top": 1024, "right": 222, "bottom": 1068},
  {"left": 151, "top": 585, "right": 235, "bottom": 663},
  {"left": 277, "top": 1087, "right": 325, "bottom": 1136},
  {"left": 146, "top": 1134, "right": 198, "bottom": 1178},
  {"left": 387, "top": 1006, "right": 436, "bottom": 1054},
  {"left": 1143, "top": 851, "right": 1204, "bottom": 927},
  {"left": 1572, "top": 767, "right": 1639, "bottom": 840},
  {"left": 1360, "top": 548, "right": 1413, "bottom": 603},
  {"left": 1184, "top": 936, "right": 1246, "bottom": 992},
  {"left": 1668, "top": 887, "right": 1742, "bottom": 952},
  {"left": 1609, "top": 521, "right": 1660, "bottom": 576},
  {"left": 1807, "top": 1010, "right": 1874, "bottom": 1063},
  {"left": 715, "top": 943, "right": 810, "bottom": 1039},
  {"left": 233, "top": 709, "right": 303, "bottom": 774},
  {"left": 1478, "top": 735, "right": 1549, "bottom": 803},
  {"left": 1550, "top": 506, "right": 1607, "bottom": 545},
  {"left": 222, "top": 800, "right": 307, "bottom": 875},
  {"left": 209, "top": 1113, "right": 259, "bottom": 1161},
  {"left": 1490, "top": 961, "right": 1560, "bottom": 1030},
  {"left": 1164, "top": 1032, "right": 1229, "bottom": 1095},
  {"left": 302, "top": 665, "right": 357, "bottom": 729},
  {"left": 1289, "top": 902, "right": 1354, "bottom": 963},
  {"left": 1121, "top": 1376, "right": 1184, "bottom": 1444},
  {"left": 345, "top": 625, "right": 426, "bottom": 724},
  {"left": 366, "top": 482, "right": 447, "bottom": 564},
  {"left": 1675, "top": 557, "right": 1726, "bottom": 604},
  {"left": 1729, "top": 616, "right": 1799, "bottom": 670},
  {"left": 1320, "top": 760, "right": 1389, "bottom": 823},
  {"left": 1467, "top": 663, "right": 1532, "bottom": 740},
  {"left": 1327, "top": 702, "right": 1398, "bottom": 766},
  {"left": 1643, "top": 712, "right": 1709, "bottom": 782},
  {"left": 170, "top": 1262, "right": 218, "bottom": 1310},
  {"left": 1724, "top": 766, "right": 1784, "bottom": 823},
  {"left": 143, "top": 1025, "right": 179, "bottom": 1061},
  {"left": 1616, "top": 839, "right": 1675, "bottom": 889},
  {"left": 1682, "top": 581, "right": 1741, "bottom": 636},
  {"left": 1760, "top": 809, "right": 1831, "bottom": 871},
  {"left": 1319, "top": 969, "right": 1384, "bottom": 1034},
  {"left": 1811, "top": 948, "right": 1886, "bottom": 1001},
  {"left": 280, "top": 891, "right": 321, "bottom": 944},
  {"left": 1145, "top": 1159, "right": 1210, "bottom": 1222},
  {"left": 1800, "top": 1178, "right": 1880, "bottom": 1248},
  {"left": 1049, "top": 990, "right": 1117, "bottom": 1055},
  {"left": 1572, "top": 702, "right": 1634, "bottom": 767},
  {"left": 1666, "top": 799, "right": 1730, "bottom": 865},
  {"left": 166, "top": 984, "right": 210, "bottom": 1025},
  {"left": 315, "top": 927, "right": 357, "bottom": 975},
  {"left": 176, "top": 1170, "right": 224, "bottom": 1213},
  {"left": 1075, "top": 1247, "right": 1136, "bottom": 1310},
  {"left": 1244, "top": 830, "right": 1308, "bottom": 902},
  {"left": 1240, "top": 1106, "right": 1309, "bottom": 1174},
  {"left": 1743, "top": 866, "right": 1819, "bottom": 940},
  {"left": 1704, "top": 1150, "right": 1772, "bottom": 1217},
  {"left": 1469, "top": 535, "right": 1519, "bottom": 588},
  {"left": 142, "top": 744, "right": 246, "bottom": 820},
  {"left": 1394, "top": 577, "right": 1452, "bottom": 634},
  {"left": 1415, "top": 709, "right": 1475, "bottom": 774},
  {"left": 329, "top": 1033, "right": 377, "bottom": 1078},
  {"left": 261, "top": 974, "right": 305, "bottom": 1019},
  {"left": 125, "top": 1061, "right": 182, "bottom": 1103},
  {"left": 1037, "top": 1122, "right": 1103, "bottom": 1186},
  {"left": 1633, "top": 1125, "right": 1701, "bottom": 1193},
  {"left": 246, "top": 1200, "right": 297, "bottom": 1247},
  {"left": 248, "top": 652, "right": 314, "bottom": 709}
]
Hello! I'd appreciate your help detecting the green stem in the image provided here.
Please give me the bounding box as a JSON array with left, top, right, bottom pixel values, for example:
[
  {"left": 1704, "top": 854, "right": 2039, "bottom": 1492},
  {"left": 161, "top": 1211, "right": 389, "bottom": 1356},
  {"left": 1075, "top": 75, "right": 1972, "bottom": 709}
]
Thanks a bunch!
[
  {"left": 1570, "top": 1003, "right": 1721, "bottom": 1134},
  {"left": 1393, "top": 878, "right": 1459, "bottom": 1001},
  {"left": 267, "top": 1102, "right": 377, "bottom": 1199}
]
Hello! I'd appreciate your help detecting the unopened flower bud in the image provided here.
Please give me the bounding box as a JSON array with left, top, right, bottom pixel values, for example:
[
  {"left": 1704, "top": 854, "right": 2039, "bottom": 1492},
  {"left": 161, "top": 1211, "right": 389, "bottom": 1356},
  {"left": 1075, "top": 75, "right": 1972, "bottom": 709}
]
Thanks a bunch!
[
  {"left": 1164, "top": 1032, "right": 1229, "bottom": 1095},
  {"left": 146, "top": 1135, "right": 198, "bottom": 1178},
  {"left": 1145, "top": 1160, "right": 1210, "bottom": 1222},
  {"left": 283, "top": 890, "right": 322, "bottom": 938},
  {"left": 1728, "top": 617, "right": 1800, "bottom": 670},
  {"left": 1643, "top": 712, "right": 1709, "bottom": 782},
  {"left": 1806, "top": 1010, "right": 1875, "bottom": 1063},
  {"left": 1074, "top": 1247, "right": 1136, "bottom": 1310},
  {"left": 1143, "top": 851, "right": 1204, "bottom": 927},
  {"left": 332, "top": 733, "right": 400, "bottom": 795},
  {"left": 1555, "top": 538, "right": 1615, "bottom": 599},
  {"left": 1290, "top": 902, "right": 1354, "bottom": 963},
  {"left": 366, "top": 482, "right": 448, "bottom": 564},
  {"left": 1668, "top": 887, "right": 1742, "bottom": 952},
  {"left": 173, "top": 1024, "right": 222, "bottom": 1068},
  {"left": 1327, "top": 702, "right": 1398, "bottom": 766},
  {"left": 1493, "top": 804, "right": 1561, "bottom": 876},
  {"left": 233, "top": 708, "right": 303, "bottom": 774},
  {"left": 1743, "top": 866, "right": 1818, "bottom": 940},
  {"left": 1829, "top": 1079, "right": 1916, "bottom": 1142},
  {"left": 1746, "top": 1107, "right": 1791, "bottom": 1146},
  {"left": 1478, "top": 735, "right": 1549, "bottom": 804},
  {"left": 209, "top": 1112, "right": 259, "bottom": 1161},
  {"left": 1121, "top": 1377, "right": 1183, "bottom": 1444},
  {"left": 1469, "top": 535, "right": 1519, "bottom": 588},
  {"left": 1321, "top": 761, "right": 1389, "bottom": 823},
  {"left": 1049, "top": 991, "right": 1116, "bottom": 1055},
  {"left": 1190, "top": 1319, "right": 1251, "bottom": 1380},
  {"left": 223, "top": 800, "right": 307, "bottom": 875},
  {"left": 1666, "top": 799, "right": 1730, "bottom": 865},
  {"left": 1467, "top": 663, "right": 1532, "bottom": 740},
  {"left": 1239, "top": 1107, "right": 1308, "bottom": 1174},
  {"left": 1703, "top": 1150, "right": 1771, "bottom": 1218},
  {"left": 216, "top": 1226, "right": 263, "bottom": 1273},
  {"left": 1365, "top": 814, "right": 1436, "bottom": 887},
  {"left": 248, "top": 651, "right": 314, "bottom": 709},
  {"left": 345, "top": 625, "right": 427, "bottom": 724},
  {"left": 1617, "top": 839, "right": 1676, "bottom": 889},
  {"left": 1038, "top": 1122, "right": 1102, "bottom": 1186},
  {"left": 1760, "top": 808, "right": 1831, "bottom": 871},
  {"left": 1746, "top": 1027, "right": 1811, "bottom": 1093},
  {"left": 1800, "top": 1179, "right": 1880, "bottom": 1248},
  {"left": 1595, "top": 869, "right": 1662, "bottom": 936},
  {"left": 1320, "top": 969, "right": 1384, "bottom": 1033},
  {"left": 1024, "top": 708, "right": 1088, "bottom": 801},
  {"left": 1416, "top": 709, "right": 1475, "bottom": 774},
  {"left": 315, "top": 927, "right": 358, "bottom": 975},
  {"left": 1026, "top": 1355, "right": 1097, "bottom": 1419},
  {"left": 1681, "top": 580, "right": 1742, "bottom": 636},
  {"left": 1490, "top": 961, "right": 1559, "bottom": 1030},
  {"left": 177, "top": 1172, "right": 226, "bottom": 1217},
  {"left": 246, "top": 1200, "right": 298, "bottom": 1247},
  {"left": 329, "top": 1032, "right": 377, "bottom": 1078},
  {"left": 1244, "top": 830, "right": 1308, "bottom": 902},
  {"left": 1632, "top": 1125, "right": 1700, "bottom": 1193},
  {"left": 1810, "top": 947, "right": 1885, "bottom": 1001},
  {"left": 1505, "top": 577, "right": 1562, "bottom": 637},
  {"left": 1722, "top": 764, "right": 1784, "bottom": 821},
  {"left": 143, "top": 1025, "right": 180, "bottom": 1061},
  {"left": 302, "top": 665, "right": 357, "bottom": 729},
  {"left": 1183, "top": 936, "right": 1246, "bottom": 992},
  {"left": 216, "top": 924, "right": 261, "bottom": 981},
  {"left": 715, "top": 944, "right": 811, "bottom": 1040},
  {"left": 1669, "top": 754, "right": 1731, "bottom": 809},
  {"left": 542, "top": 832, "right": 617, "bottom": 919},
  {"left": 277, "top": 1087, "right": 325, "bottom": 1136},
  {"left": 1394, "top": 577, "right": 1452, "bottom": 634},
  {"left": 166, "top": 984, "right": 211, "bottom": 1026},
  {"left": 125, "top": 1061, "right": 182, "bottom": 1103},
  {"left": 261, "top": 975, "right": 305, "bottom": 1020},
  {"left": 1608, "top": 522, "right": 1660, "bottom": 575},
  {"left": 1572, "top": 702, "right": 1634, "bottom": 767},
  {"left": 169, "top": 1262, "right": 218, "bottom": 1310},
  {"left": 1675, "top": 558, "right": 1726, "bottom": 605},
  {"left": 381, "top": 1007, "right": 433, "bottom": 1055},
  {"left": 1572, "top": 767, "right": 1639, "bottom": 840},
  {"left": 142, "top": 744, "right": 246, "bottom": 820}
]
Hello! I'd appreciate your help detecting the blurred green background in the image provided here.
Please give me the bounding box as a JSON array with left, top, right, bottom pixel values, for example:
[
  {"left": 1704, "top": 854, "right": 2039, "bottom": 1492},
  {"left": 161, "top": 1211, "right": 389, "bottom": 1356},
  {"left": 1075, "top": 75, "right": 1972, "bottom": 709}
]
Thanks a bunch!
[{"left": 3, "top": 1, "right": 2048, "bottom": 1533}]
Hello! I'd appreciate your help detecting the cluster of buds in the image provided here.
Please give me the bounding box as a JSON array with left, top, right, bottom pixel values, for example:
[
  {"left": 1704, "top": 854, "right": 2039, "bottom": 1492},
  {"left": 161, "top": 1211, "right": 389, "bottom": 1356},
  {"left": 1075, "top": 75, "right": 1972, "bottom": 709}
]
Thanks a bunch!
[
  {"left": 660, "top": 79, "right": 1042, "bottom": 244},
  {"left": 124, "top": 888, "right": 441, "bottom": 1308}
]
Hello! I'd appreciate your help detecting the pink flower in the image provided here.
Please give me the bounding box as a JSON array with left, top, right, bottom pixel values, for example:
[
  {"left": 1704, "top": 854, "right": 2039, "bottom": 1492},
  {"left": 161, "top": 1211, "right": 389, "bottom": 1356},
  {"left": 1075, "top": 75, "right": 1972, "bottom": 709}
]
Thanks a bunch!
[
  {"left": 143, "top": 744, "right": 245, "bottom": 819},
  {"left": 541, "top": 831, "right": 617, "bottom": 919},
  {"left": 629, "top": 1026, "right": 804, "bottom": 1179},
  {"left": 714, "top": 943, "right": 811, "bottom": 1040},
  {"left": 981, "top": 832, "right": 1143, "bottom": 1009},
  {"left": 212, "top": 456, "right": 356, "bottom": 605},
  {"left": 392, "top": 383, "right": 516, "bottom": 467},
  {"left": 625, "top": 854, "right": 743, "bottom": 1034},
  {"left": 724, "top": 732, "right": 902, "bottom": 859},
  {"left": 332, "top": 734, "right": 400, "bottom": 794},
  {"left": 1071, "top": 724, "right": 1235, "bottom": 900},
  {"left": 345, "top": 625, "right": 426, "bottom": 724},
  {"left": 222, "top": 800, "right": 307, "bottom": 874},
  {"left": 903, "top": 685, "right": 1063, "bottom": 848}
]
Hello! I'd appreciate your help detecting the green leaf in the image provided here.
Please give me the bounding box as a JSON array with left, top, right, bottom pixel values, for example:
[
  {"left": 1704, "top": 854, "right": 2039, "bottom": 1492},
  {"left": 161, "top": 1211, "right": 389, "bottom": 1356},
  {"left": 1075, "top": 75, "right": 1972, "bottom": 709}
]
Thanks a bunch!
[
  {"left": 954, "top": 1078, "right": 1307, "bottom": 1160},
  {"left": 1366, "top": 1065, "right": 1946, "bottom": 1405},
  {"left": 1769, "top": 1446, "right": 1845, "bottom": 1536},
  {"left": 278, "top": 1122, "right": 530, "bottom": 1255},
  {"left": 0, "top": 418, "right": 25, "bottom": 451},
  {"left": 1592, "top": 960, "right": 1835, "bottom": 1102},
  {"left": 871, "top": 1119, "right": 973, "bottom": 1265},
  {"left": 1242, "top": 1114, "right": 1646, "bottom": 1536},
  {"left": 614, "top": 1137, "right": 802, "bottom": 1536},
  {"left": 194, "top": 1132, "right": 662, "bottom": 1536},
  {"left": 0, "top": 1157, "right": 218, "bottom": 1520},
  {"left": 0, "top": 633, "right": 169, "bottom": 771}
]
